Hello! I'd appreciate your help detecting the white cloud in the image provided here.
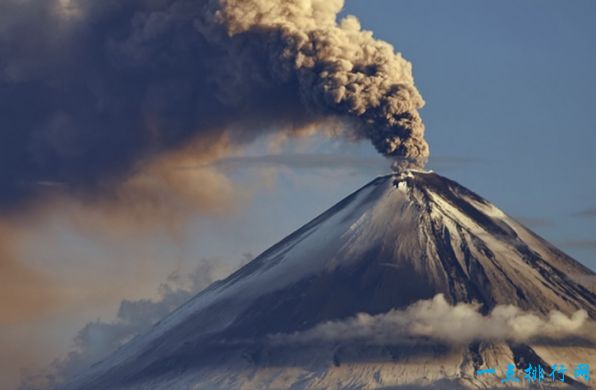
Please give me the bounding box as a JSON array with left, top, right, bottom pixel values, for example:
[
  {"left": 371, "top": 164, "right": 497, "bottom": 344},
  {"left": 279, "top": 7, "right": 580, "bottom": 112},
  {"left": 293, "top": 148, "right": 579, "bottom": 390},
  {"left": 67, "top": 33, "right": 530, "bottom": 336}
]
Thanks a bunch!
[{"left": 270, "top": 294, "right": 595, "bottom": 345}]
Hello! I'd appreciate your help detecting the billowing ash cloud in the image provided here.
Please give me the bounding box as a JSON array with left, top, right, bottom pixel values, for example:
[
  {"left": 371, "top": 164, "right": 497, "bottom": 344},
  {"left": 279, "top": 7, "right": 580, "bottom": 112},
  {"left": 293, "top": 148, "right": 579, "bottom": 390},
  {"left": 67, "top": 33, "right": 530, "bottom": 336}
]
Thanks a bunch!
[
  {"left": 270, "top": 294, "right": 595, "bottom": 345},
  {"left": 0, "top": 0, "right": 427, "bottom": 210}
]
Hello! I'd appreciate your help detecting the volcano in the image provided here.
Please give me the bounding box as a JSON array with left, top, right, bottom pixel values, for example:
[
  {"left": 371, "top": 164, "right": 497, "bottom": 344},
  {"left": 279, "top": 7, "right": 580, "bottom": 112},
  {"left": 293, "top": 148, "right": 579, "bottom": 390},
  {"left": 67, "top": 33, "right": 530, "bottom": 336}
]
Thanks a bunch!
[{"left": 64, "top": 171, "right": 595, "bottom": 389}]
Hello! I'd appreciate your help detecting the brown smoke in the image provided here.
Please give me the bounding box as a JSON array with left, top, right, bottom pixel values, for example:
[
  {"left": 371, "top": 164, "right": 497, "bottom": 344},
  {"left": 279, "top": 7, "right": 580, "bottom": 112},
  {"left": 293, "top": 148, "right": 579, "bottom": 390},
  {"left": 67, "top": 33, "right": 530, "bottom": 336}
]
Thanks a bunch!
[
  {"left": 60, "top": 135, "right": 242, "bottom": 234},
  {"left": 0, "top": 0, "right": 427, "bottom": 212},
  {"left": 211, "top": 0, "right": 428, "bottom": 165}
]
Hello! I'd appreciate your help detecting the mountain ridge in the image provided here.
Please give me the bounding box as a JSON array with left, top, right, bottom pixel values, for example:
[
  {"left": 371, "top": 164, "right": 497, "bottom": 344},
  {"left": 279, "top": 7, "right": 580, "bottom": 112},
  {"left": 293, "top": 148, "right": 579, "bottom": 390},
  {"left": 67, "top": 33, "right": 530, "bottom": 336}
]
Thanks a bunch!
[{"left": 64, "top": 171, "right": 595, "bottom": 389}]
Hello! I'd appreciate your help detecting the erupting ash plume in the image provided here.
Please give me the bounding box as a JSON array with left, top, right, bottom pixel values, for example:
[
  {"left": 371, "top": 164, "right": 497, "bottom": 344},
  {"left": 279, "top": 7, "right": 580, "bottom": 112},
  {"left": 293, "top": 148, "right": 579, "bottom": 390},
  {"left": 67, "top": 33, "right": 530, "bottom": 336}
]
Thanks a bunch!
[
  {"left": 214, "top": 0, "right": 428, "bottom": 164},
  {"left": 0, "top": 0, "right": 427, "bottom": 210}
]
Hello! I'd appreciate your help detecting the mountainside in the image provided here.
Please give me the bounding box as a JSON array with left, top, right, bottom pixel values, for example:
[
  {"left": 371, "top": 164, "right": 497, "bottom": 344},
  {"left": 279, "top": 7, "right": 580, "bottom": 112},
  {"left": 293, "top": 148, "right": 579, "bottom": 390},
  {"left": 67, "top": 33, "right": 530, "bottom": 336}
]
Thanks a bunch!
[{"left": 64, "top": 171, "right": 595, "bottom": 389}]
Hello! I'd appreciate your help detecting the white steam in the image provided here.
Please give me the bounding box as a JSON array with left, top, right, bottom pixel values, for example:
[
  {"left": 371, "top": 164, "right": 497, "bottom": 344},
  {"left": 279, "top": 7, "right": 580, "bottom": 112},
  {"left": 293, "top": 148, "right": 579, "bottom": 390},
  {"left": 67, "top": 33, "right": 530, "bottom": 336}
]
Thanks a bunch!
[{"left": 271, "top": 294, "right": 595, "bottom": 345}]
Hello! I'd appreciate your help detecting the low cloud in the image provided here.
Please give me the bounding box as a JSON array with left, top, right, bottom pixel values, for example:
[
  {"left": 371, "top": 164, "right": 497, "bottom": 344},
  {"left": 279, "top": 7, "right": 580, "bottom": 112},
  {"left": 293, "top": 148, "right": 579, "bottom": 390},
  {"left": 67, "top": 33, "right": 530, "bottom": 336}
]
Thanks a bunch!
[
  {"left": 513, "top": 216, "right": 553, "bottom": 229},
  {"left": 205, "top": 153, "right": 388, "bottom": 172},
  {"left": 270, "top": 294, "right": 595, "bottom": 346},
  {"left": 561, "top": 239, "right": 596, "bottom": 251},
  {"left": 426, "top": 155, "right": 486, "bottom": 172},
  {"left": 572, "top": 207, "right": 596, "bottom": 219},
  {"left": 193, "top": 152, "right": 485, "bottom": 178}
]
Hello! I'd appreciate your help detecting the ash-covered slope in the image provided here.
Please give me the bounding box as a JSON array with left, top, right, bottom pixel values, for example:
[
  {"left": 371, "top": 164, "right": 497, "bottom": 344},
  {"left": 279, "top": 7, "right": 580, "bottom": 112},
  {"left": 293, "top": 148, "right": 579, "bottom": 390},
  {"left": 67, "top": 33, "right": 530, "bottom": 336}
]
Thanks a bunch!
[{"left": 65, "top": 171, "right": 595, "bottom": 389}]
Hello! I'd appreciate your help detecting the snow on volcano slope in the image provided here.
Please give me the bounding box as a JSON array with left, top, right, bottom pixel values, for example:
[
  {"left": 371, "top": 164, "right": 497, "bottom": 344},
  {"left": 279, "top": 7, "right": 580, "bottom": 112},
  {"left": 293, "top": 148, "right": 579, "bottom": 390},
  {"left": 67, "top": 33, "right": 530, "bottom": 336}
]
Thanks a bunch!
[{"left": 64, "top": 171, "right": 595, "bottom": 389}]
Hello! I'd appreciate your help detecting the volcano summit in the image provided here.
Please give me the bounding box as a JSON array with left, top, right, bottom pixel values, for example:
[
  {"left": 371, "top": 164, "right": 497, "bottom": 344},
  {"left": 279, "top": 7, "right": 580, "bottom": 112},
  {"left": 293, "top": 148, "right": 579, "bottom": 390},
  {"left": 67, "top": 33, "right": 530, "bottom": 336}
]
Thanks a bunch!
[{"left": 64, "top": 171, "right": 595, "bottom": 389}]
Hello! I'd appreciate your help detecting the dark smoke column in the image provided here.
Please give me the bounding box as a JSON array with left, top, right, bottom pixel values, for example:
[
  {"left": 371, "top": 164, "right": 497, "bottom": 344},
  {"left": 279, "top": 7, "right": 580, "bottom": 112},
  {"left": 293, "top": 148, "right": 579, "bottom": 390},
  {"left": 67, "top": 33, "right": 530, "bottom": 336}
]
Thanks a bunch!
[
  {"left": 214, "top": 0, "right": 429, "bottom": 169},
  {"left": 0, "top": 0, "right": 428, "bottom": 210}
]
